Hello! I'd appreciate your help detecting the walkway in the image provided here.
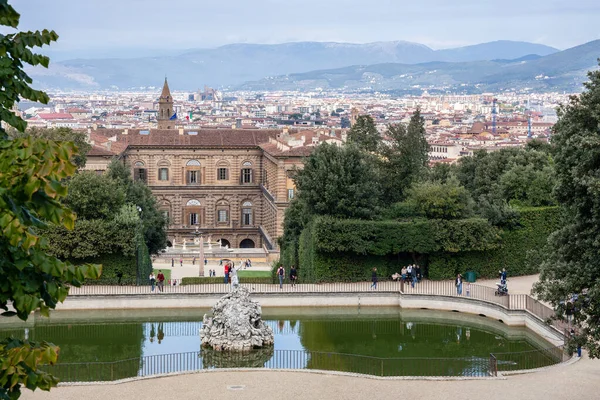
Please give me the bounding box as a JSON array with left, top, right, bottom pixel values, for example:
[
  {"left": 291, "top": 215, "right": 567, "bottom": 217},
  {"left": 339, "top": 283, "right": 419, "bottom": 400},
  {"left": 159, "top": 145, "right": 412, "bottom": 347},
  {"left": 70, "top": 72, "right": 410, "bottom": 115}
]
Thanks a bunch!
[{"left": 21, "top": 355, "right": 599, "bottom": 400}]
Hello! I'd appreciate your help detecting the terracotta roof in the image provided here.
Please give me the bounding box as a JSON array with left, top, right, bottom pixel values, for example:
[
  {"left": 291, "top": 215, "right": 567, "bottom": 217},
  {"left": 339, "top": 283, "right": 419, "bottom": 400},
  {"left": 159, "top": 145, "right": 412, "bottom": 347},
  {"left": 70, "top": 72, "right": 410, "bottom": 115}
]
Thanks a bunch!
[
  {"left": 259, "top": 143, "right": 314, "bottom": 158},
  {"left": 88, "top": 145, "right": 116, "bottom": 157}
]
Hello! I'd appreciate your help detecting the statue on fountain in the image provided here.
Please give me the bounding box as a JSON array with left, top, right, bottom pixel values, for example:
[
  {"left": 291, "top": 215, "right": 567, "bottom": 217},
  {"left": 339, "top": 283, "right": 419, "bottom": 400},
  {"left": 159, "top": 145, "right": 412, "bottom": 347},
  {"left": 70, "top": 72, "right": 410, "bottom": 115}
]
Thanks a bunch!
[{"left": 200, "top": 286, "right": 274, "bottom": 352}]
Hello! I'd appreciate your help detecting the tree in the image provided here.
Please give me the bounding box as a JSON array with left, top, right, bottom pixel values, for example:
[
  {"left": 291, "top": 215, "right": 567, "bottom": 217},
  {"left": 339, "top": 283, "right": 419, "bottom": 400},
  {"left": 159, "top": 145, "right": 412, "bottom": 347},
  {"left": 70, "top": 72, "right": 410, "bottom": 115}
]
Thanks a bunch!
[
  {"left": 294, "top": 143, "right": 382, "bottom": 220},
  {"left": 64, "top": 172, "right": 126, "bottom": 220},
  {"left": 106, "top": 159, "right": 167, "bottom": 254},
  {"left": 405, "top": 179, "right": 473, "bottom": 220},
  {"left": 347, "top": 115, "right": 381, "bottom": 153},
  {"left": 533, "top": 63, "right": 600, "bottom": 358},
  {"left": 9, "top": 128, "right": 91, "bottom": 168},
  {"left": 380, "top": 110, "right": 430, "bottom": 203},
  {"left": 0, "top": 2, "right": 100, "bottom": 398}
]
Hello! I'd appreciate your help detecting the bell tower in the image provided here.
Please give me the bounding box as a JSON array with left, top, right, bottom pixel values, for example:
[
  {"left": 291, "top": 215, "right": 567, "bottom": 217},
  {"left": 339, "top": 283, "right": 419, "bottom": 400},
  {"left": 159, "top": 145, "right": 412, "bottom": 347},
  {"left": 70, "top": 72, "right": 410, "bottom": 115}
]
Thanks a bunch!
[{"left": 157, "top": 77, "right": 174, "bottom": 129}]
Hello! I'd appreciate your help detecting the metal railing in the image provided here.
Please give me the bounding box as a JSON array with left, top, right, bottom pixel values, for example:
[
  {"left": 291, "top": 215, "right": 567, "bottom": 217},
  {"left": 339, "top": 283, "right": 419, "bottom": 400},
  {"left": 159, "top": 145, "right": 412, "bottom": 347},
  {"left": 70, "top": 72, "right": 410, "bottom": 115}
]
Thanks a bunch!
[
  {"left": 42, "top": 349, "right": 503, "bottom": 382},
  {"left": 66, "top": 279, "right": 571, "bottom": 338}
]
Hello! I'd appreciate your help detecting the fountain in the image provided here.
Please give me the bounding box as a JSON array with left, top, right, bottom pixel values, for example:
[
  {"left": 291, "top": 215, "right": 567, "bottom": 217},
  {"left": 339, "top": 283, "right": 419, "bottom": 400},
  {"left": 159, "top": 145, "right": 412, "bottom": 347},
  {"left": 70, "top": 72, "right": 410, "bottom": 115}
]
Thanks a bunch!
[{"left": 200, "top": 286, "right": 274, "bottom": 352}]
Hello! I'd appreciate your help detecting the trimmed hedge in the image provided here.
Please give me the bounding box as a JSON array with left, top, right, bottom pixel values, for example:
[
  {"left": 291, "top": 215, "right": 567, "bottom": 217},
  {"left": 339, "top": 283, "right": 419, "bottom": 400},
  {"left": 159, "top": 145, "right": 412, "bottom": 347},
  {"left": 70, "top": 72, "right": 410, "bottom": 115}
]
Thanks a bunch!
[
  {"left": 312, "top": 216, "right": 501, "bottom": 255},
  {"left": 79, "top": 254, "right": 137, "bottom": 285},
  {"left": 181, "top": 277, "right": 273, "bottom": 285},
  {"left": 428, "top": 207, "right": 560, "bottom": 279},
  {"left": 292, "top": 207, "right": 560, "bottom": 282}
]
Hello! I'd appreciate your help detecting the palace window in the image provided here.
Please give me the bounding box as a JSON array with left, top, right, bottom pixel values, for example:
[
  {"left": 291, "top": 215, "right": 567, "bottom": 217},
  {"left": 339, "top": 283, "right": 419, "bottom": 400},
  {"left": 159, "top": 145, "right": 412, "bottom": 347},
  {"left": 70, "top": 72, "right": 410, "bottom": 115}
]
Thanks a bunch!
[
  {"left": 288, "top": 189, "right": 295, "bottom": 200},
  {"left": 189, "top": 213, "right": 199, "bottom": 225},
  {"left": 242, "top": 201, "right": 253, "bottom": 226},
  {"left": 186, "top": 160, "right": 201, "bottom": 185},
  {"left": 188, "top": 170, "right": 199, "bottom": 184},
  {"left": 217, "top": 167, "right": 228, "bottom": 180},
  {"left": 240, "top": 161, "right": 253, "bottom": 184},
  {"left": 218, "top": 209, "right": 228, "bottom": 223},
  {"left": 133, "top": 161, "right": 147, "bottom": 184},
  {"left": 158, "top": 168, "right": 169, "bottom": 181}
]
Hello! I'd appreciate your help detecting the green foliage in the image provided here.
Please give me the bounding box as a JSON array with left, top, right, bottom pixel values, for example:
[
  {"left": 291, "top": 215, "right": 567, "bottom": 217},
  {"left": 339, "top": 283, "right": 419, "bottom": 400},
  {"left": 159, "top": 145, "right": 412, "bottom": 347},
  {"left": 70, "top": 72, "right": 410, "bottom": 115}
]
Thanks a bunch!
[
  {"left": 81, "top": 255, "right": 137, "bottom": 285},
  {"left": 429, "top": 207, "right": 560, "bottom": 280},
  {"left": 347, "top": 115, "right": 381, "bottom": 152},
  {"left": 181, "top": 277, "right": 273, "bottom": 285},
  {"left": 0, "top": 338, "right": 59, "bottom": 399},
  {"left": 405, "top": 179, "right": 473, "bottom": 220},
  {"left": 294, "top": 143, "right": 382, "bottom": 220},
  {"left": 533, "top": 63, "right": 600, "bottom": 358},
  {"left": 380, "top": 110, "right": 430, "bottom": 203},
  {"left": 456, "top": 147, "right": 555, "bottom": 207},
  {"left": 0, "top": 3, "right": 100, "bottom": 398},
  {"left": 310, "top": 216, "right": 500, "bottom": 256},
  {"left": 64, "top": 172, "right": 125, "bottom": 220},
  {"left": 106, "top": 159, "right": 167, "bottom": 254},
  {"left": 8, "top": 128, "right": 91, "bottom": 168}
]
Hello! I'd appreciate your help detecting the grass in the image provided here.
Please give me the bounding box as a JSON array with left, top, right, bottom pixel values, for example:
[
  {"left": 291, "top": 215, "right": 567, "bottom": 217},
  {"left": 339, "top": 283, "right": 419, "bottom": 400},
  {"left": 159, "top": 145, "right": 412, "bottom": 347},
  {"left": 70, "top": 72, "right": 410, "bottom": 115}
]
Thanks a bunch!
[
  {"left": 153, "top": 269, "right": 171, "bottom": 281},
  {"left": 237, "top": 270, "right": 271, "bottom": 278}
]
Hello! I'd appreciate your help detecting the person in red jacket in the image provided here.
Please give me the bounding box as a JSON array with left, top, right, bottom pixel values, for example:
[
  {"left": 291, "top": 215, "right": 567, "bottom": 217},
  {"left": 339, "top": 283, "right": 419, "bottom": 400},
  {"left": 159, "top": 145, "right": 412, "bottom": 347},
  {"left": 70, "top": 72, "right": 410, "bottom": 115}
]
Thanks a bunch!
[{"left": 157, "top": 270, "right": 165, "bottom": 292}]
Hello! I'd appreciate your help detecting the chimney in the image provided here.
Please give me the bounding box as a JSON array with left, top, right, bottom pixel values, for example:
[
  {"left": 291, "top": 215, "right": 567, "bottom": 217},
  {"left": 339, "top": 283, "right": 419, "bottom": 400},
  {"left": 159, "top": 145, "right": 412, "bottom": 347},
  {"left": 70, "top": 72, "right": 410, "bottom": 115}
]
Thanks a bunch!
[{"left": 123, "top": 129, "right": 128, "bottom": 135}]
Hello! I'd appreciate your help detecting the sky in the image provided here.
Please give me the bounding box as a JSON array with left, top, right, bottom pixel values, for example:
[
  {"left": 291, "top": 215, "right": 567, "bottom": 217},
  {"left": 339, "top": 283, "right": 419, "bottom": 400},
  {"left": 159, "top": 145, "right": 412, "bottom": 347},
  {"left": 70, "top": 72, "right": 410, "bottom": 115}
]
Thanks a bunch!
[{"left": 9, "top": 0, "right": 600, "bottom": 59}]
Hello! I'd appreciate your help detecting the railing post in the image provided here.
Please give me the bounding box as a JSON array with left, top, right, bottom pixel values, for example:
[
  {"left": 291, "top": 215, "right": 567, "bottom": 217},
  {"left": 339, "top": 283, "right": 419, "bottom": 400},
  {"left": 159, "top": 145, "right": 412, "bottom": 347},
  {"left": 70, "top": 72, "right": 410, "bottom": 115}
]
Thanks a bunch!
[
  {"left": 381, "top": 359, "right": 384, "bottom": 377},
  {"left": 489, "top": 353, "right": 497, "bottom": 377}
]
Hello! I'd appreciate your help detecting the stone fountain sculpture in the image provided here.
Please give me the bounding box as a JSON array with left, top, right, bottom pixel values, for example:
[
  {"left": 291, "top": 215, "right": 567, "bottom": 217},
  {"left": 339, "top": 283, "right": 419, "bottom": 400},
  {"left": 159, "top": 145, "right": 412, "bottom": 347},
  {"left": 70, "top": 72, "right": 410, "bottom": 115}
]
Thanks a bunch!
[{"left": 200, "top": 286, "right": 274, "bottom": 352}]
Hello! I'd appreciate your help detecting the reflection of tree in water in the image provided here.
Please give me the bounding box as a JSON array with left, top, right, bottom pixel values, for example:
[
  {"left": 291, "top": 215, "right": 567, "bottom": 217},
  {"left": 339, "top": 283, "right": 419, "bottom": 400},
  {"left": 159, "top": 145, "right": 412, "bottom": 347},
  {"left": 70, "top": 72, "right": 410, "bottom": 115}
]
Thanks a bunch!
[{"left": 200, "top": 347, "right": 274, "bottom": 369}]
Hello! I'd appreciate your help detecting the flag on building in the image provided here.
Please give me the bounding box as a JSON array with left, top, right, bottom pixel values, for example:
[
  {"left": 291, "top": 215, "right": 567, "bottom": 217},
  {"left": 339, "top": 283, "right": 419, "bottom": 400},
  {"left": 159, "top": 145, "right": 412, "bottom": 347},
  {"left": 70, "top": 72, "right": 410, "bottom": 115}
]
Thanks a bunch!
[{"left": 169, "top": 113, "right": 177, "bottom": 120}]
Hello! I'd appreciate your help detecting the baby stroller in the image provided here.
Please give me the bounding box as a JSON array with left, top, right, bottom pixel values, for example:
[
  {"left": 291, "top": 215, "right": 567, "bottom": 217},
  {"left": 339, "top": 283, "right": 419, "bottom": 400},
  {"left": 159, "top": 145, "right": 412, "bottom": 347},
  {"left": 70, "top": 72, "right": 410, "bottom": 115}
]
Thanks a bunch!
[{"left": 495, "top": 279, "right": 508, "bottom": 296}]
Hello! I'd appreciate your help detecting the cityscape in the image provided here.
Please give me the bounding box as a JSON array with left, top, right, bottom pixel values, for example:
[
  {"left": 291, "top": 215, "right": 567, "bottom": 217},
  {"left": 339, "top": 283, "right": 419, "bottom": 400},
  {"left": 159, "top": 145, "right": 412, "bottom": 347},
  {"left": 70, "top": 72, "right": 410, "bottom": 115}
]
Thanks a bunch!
[{"left": 2, "top": 1, "right": 600, "bottom": 400}]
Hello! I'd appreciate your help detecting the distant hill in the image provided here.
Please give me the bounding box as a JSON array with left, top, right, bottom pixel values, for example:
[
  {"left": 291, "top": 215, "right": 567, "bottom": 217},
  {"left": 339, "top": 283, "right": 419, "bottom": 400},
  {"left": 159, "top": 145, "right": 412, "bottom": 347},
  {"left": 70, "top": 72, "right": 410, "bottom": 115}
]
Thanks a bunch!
[
  {"left": 26, "top": 40, "right": 558, "bottom": 90},
  {"left": 238, "top": 40, "right": 600, "bottom": 93}
]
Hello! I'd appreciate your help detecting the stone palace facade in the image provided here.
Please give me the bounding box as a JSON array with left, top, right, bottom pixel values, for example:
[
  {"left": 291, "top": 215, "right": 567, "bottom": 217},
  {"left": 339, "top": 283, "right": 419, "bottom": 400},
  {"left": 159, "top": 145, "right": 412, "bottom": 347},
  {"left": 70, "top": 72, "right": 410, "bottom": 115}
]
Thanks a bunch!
[{"left": 85, "top": 80, "right": 345, "bottom": 249}]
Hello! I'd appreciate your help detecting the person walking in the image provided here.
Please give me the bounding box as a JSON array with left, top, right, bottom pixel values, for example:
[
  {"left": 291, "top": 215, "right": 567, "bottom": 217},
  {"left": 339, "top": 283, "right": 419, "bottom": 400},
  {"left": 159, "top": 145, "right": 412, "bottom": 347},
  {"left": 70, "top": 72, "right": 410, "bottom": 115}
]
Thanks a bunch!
[
  {"left": 157, "top": 270, "right": 165, "bottom": 292},
  {"left": 149, "top": 272, "right": 156, "bottom": 292},
  {"left": 171, "top": 258, "right": 174, "bottom": 268},
  {"left": 371, "top": 268, "right": 378, "bottom": 289},
  {"left": 401, "top": 266, "right": 407, "bottom": 283},
  {"left": 180, "top": 257, "right": 183, "bottom": 267},
  {"left": 455, "top": 274, "right": 463, "bottom": 295},
  {"left": 411, "top": 265, "right": 417, "bottom": 288},
  {"left": 192, "top": 257, "right": 196, "bottom": 265},
  {"left": 290, "top": 265, "right": 298, "bottom": 287},
  {"left": 224, "top": 263, "right": 230, "bottom": 284},
  {"left": 277, "top": 265, "right": 285, "bottom": 289},
  {"left": 416, "top": 265, "right": 422, "bottom": 282}
]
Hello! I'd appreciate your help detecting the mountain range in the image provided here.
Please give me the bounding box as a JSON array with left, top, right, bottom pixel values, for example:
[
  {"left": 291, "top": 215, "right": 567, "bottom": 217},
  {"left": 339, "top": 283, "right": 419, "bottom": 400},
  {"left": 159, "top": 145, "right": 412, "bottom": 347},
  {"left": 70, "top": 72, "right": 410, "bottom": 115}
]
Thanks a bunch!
[
  {"left": 240, "top": 40, "right": 600, "bottom": 93},
  {"left": 28, "top": 40, "right": 561, "bottom": 91}
]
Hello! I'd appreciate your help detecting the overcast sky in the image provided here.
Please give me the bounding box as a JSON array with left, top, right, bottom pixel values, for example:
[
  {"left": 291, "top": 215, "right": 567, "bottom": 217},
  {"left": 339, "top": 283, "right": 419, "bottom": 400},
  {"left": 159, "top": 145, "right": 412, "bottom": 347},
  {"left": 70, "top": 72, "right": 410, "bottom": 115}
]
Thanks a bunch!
[{"left": 10, "top": 0, "right": 600, "bottom": 58}]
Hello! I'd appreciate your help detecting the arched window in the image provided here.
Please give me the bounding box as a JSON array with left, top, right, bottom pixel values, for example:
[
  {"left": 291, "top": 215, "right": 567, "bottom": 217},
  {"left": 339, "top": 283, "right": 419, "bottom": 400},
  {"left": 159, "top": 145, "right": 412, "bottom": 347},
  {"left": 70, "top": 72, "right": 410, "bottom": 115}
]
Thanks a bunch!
[
  {"left": 186, "top": 160, "right": 201, "bottom": 184},
  {"left": 240, "top": 238, "right": 255, "bottom": 248},
  {"left": 242, "top": 201, "right": 253, "bottom": 226},
  {"left": 216, "top": 160, "right": 230, "bottom": 181},
  {"left": 240, "top": 161, "right": 253, "bottom": 184},
  {"left": 185, "top": 199, "right": 201, "bottom": 226},
  {"left": 133, "top": 161, "right": 147, "bottom": 183}
]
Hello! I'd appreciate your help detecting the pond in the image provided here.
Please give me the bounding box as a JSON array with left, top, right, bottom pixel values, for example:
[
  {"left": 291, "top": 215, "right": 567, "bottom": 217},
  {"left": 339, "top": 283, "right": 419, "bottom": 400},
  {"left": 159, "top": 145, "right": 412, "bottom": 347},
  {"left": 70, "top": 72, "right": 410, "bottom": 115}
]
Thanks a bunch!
[{"left": 0, "top": 307, "right": 561, "bottom": 379}]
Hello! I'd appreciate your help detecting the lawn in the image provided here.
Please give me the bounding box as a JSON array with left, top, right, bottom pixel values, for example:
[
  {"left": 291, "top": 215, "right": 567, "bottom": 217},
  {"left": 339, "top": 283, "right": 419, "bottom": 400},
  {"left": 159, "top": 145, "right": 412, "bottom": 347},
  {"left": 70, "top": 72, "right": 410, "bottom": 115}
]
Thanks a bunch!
[
  {"left": 237, "top": 270, "right": 271, "bottom": 278},
  {"left": 153, "top": 269, "right": 172, "bottom": 281}
]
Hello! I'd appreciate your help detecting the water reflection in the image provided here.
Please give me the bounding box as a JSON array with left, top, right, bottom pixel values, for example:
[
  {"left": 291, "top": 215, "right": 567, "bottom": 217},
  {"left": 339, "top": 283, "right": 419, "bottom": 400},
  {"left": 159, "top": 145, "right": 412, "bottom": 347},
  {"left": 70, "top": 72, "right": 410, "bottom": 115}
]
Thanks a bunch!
[{"left": 0, "top": 308, "right": 555, "bottom": 380}]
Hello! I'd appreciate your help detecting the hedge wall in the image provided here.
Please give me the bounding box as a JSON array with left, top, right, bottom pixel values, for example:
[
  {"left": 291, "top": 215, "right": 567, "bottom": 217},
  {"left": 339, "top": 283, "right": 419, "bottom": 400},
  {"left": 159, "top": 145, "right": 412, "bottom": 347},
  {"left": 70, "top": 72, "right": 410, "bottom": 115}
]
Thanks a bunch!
[
  {"left": 292, "top": 207, "right": 560, "bottom": 282},
  {"left": 428, "top": 207, "right": 560, "bottom": 280},
  {"left": 78, "top": 254, "right": 137, "bottom": 285}
]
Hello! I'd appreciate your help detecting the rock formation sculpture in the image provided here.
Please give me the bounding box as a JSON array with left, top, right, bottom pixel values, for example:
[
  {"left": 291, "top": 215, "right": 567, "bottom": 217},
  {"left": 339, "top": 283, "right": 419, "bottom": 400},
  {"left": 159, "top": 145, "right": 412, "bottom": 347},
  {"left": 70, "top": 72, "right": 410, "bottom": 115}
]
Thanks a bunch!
[{"left": 200, "top": 286, "right": 274, "bottom": 351}]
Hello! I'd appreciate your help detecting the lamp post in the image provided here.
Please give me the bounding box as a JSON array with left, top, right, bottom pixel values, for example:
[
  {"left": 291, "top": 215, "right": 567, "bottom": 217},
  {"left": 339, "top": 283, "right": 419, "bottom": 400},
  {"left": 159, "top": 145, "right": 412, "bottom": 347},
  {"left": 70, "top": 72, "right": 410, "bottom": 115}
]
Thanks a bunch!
[{"left": 194, "top": 227, "right": 204, "bottom": 277}]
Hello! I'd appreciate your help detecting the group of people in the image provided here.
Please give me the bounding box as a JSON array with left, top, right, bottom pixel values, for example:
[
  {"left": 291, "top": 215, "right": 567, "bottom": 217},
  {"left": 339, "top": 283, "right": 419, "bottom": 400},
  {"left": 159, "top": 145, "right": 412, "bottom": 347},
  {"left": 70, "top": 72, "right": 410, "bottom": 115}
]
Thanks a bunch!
[
  {"left": 148, "top": 270, "right": 166, "bottom": 292},
  {"left": 402, "top": 265, "right": 422, "bottom": 288},
  {"left": 276, "top": 265, "right": 298, "bottom": 288}
]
